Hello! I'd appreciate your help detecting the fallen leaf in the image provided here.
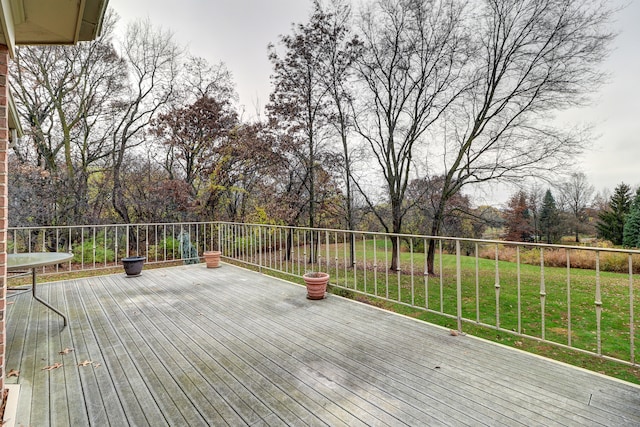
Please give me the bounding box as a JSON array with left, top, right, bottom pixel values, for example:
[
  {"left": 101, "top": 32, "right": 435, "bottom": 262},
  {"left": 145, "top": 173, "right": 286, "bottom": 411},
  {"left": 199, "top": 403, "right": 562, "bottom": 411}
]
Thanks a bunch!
[
  {"left": 59, "top": 347, "right": 74, "bottom": 355},
  {"left": 93, "top": 363, "right": 101, "bottom": 368},
  {"left": 78, "top": 360, "right": 93, "bottom": 367},
  {"left": 515, "top": 341, "right": 523, "bottom": 347},
  {"left": 7, "top": 369, "right": 19, "bottom": 378},
  {"left": 42, "top": 362, "right": 63, "bottom": 371},
  {"left": 449, "top": 329, "right": 459, "bottom": 336}
]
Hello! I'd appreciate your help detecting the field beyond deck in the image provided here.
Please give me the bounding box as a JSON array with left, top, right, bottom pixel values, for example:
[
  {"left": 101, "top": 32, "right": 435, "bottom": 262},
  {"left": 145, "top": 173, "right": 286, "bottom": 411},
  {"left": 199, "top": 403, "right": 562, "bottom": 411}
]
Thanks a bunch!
[{"left": 5, "top": 263, "right": 640, "bottom": 426}]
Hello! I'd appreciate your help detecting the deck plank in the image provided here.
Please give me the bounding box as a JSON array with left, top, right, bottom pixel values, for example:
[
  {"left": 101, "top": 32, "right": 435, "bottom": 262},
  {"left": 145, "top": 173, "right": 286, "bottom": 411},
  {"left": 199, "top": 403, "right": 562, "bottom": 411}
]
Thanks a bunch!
[{"left": 6, "top": 263, "right": 640, "bottom": 426}]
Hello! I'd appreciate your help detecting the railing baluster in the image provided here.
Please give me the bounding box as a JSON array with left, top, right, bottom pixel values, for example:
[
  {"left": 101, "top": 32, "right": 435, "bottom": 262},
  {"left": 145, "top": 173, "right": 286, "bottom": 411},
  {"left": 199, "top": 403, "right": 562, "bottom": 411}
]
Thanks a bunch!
[
  {"left": 540, "top": 248, "right": 546, "bottom": 341},
  {"left": 325, "top": 231, "right": 330, "bottom": 277},
  {"left": 425, "top": 238, "right": 429, "bottom": 310},
  {"left": 517, "top": 246, "right": 521, "bottom": 334},
  {"left": 385, "top": 237, "right": 389, "bottom": 300},
  {"left": 439, "top": 240, "right": 444, "bottom": 313},
  {"left": 279, "top": 227, "right": 283, "bottom": 272},
  {"left": 629, "top": 254, "right": 635, "bottom": 365},
  {"left": 363, "top": 234, "right": 367, "bottom": 294},
  {"left": 595, "top": 251, "right": 602, "bottom": 356},
  {"left": 397, "top": 235, "right": 401, "bottom": 303},
  {"left": 93, "top": 227, "right": 97, "bottom": 269},
  {"left": 476, "top": 242, "right": 480, "bottom": 323},
  {"left": 343, "top": 232, "right": 347, "bottom": 287},
  {"left": 373, "top": 235, "right": 378, "bottom": 296},
  {"left": 410, "top": 238, "right": 415, "bottom": 306},
  {"left": 495, "top": 244, "right": 500, "bottom": 329},
  {"left": 456, "top": 240, "right": 462, "bottom": 332},
  {"left": 567, "top": 250, "right": 572, "bottom": 347},
  {"left": 353, "top": 233, "right": 357, "bottom": 291},
  {"left": 296, "top": 229, "right": 301, "bottom": 277}
]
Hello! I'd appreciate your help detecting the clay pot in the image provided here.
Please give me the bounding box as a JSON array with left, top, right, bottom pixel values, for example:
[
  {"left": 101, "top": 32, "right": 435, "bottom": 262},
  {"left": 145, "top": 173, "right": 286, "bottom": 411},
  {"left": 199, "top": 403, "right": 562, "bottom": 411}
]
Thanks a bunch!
[
  {"left": 303, "top": 272, "right": 329, "bottom": 300},
  {"left": 203, "top": 251, "right": 222, "bottom": 268},
  {"left": 122, "top": 256, "right": 146, "bottom": 276}
]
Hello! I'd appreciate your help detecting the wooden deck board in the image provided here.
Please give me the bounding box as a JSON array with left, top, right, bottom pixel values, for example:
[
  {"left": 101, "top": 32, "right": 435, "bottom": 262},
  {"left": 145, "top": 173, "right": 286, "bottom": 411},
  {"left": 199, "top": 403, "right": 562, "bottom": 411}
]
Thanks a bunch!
[{"left": 6, "top": 263, "right": 640, "bottom": 426}]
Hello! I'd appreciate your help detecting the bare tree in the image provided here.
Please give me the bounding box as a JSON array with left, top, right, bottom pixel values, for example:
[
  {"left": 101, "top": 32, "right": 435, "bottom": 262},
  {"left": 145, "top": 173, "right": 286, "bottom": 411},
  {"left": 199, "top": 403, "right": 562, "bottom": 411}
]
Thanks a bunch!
[
  {"left": 316, "top": 0, "right": 362, "bottom": 265},
  {"left": 267, "top": 6, "right": 336, "bottom": 237},
  {"left": 11, "top": 11, "right": 125, "bottom": 224},
  {"left": 353, "top": 0, "right": 468, "bottom": 270},
  {"left": 110, "top": 19, "right": 180, "bottom": 223},
  {"left": 559, "top": 172, "right": 595, "bottom": 242},
  {"left": 424, "top": 0, "right": 614, "bottom": 274}
]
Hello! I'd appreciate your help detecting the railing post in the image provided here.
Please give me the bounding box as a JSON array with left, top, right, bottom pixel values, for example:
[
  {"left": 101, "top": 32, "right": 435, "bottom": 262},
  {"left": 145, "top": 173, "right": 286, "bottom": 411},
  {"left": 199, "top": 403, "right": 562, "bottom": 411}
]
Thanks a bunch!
[
  {"left": 494, "top": 244, "right": 500, "bottom": 329},
  {"left": 456, "top": 240, "right": 462, "bottom": 332},
  {"left": 540, "top": 248, "right": 546, "bottom": 341},
  {"left": 258, "top": 225, "right": 263, "bottom": 273},
  {"left": 595, "top": 251, "right": 602, "bottom": 356},
  {"left": 126, "top": 224, "right": 130, "bottom": 258},
  {"left": 629, "top": 254, "right": 635, "bottom": 365}
]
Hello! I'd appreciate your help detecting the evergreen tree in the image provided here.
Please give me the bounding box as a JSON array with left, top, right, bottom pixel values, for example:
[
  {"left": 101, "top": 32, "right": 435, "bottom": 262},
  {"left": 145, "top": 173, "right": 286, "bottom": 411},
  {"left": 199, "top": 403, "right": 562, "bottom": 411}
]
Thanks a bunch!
[
  {"left": 597, "top": 183, "right": 632, "bottom": 245},
  {"left": 623, "top": 188, "right": 640, "bottom": 248},
  {"left": 540, "top": 189, "right": 559, "bottom": 244}
]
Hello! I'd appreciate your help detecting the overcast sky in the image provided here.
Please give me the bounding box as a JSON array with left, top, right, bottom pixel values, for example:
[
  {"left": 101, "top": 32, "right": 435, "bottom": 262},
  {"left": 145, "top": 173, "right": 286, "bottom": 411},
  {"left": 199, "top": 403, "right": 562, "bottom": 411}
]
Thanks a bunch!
[{"left": 109, "top": 0, "right": 640, "bottom": 205}]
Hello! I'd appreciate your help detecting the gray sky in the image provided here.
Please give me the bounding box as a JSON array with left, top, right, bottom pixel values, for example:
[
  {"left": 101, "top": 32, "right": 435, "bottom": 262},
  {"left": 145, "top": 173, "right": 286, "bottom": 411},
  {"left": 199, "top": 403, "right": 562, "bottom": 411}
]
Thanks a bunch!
[{"left": 109, "top": 0, "right": 640, "bottom": 204}]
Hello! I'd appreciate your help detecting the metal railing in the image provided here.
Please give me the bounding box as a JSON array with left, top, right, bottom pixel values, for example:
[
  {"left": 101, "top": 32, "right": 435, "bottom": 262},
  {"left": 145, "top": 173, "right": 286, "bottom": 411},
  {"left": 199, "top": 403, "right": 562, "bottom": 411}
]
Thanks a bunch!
[
  {"left": 217, "top": 221, "right": 640, "bottom": 368},
  {"left": 8, "top": 220, "right": 640, "bottom": 367},
  {"left": 8, "top": 222, "right": 219, "bottom": 272}
]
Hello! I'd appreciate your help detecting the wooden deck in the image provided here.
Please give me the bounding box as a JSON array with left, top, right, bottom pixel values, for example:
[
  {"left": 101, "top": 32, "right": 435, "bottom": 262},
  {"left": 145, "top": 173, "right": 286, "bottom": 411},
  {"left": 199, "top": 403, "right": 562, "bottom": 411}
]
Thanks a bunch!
[{"left": 5, "top": 263, "right": 640, "bottom": 426}]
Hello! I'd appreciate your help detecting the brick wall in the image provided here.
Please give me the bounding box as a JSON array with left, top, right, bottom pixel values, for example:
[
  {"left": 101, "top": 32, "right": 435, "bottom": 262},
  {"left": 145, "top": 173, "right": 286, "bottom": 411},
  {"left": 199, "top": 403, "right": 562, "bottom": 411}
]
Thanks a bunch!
[{"left": 0, "top": 44, "right": 8, "bottom": 393}]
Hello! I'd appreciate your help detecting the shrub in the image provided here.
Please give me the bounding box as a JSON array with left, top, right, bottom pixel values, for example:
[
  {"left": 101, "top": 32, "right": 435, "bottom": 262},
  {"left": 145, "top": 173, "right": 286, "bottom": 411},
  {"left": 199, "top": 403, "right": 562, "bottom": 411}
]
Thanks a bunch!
[
  {"left": 148, "top": 236, "right": 180, "bottom": 260},
  {"left": 72, "top": 239, "right": 116, "bottom": 264},
  {"left": 478, "top": 244, "right": 640, "bottom": 274}
]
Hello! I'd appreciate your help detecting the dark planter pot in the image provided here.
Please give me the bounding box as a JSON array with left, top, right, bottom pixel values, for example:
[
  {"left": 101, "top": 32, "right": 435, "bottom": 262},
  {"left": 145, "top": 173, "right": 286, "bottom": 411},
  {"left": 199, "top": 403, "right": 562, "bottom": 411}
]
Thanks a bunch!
[{"left": 122, "top": 256, "right": 146, "bottom": 276}]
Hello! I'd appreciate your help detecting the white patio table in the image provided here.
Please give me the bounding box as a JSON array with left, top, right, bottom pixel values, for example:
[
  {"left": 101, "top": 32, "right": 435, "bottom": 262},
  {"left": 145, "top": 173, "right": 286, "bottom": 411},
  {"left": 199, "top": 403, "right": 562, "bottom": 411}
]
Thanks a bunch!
[{"left": 8, "top": 252, "right": 73, "bottom": 327}]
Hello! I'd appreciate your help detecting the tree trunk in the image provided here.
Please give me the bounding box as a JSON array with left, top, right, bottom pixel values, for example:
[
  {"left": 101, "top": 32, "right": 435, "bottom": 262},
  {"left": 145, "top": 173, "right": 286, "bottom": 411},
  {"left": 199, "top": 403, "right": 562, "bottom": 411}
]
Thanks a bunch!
[
  {"left": 427, "top": 198, "right": 447, "bottom": 276},
  {"left": 285, "top": 228, "right": 293, "bottom": 261},
  {"left": 390, "top": 201, "right": 402, "bottom": 271}
]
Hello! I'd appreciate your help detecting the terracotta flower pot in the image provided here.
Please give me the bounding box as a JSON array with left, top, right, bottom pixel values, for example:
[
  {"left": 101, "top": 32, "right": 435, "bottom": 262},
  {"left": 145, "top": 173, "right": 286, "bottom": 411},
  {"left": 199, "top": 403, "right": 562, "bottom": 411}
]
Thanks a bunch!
[
  {"left": 203, "top": 250, "right": 222, "bottom": 268},
  {"left": 303, "top": 272, "right": 329, "bottom": 300},
  {"left": 122, "top": 256, "right": 146, "bottom": 276}
]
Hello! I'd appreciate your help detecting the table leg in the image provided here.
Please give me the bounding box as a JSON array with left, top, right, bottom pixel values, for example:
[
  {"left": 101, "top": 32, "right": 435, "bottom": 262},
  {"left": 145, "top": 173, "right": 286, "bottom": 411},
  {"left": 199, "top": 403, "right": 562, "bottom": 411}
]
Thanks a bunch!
[{"left": 31, "top": 268, "right": 68, "bottom": 327}]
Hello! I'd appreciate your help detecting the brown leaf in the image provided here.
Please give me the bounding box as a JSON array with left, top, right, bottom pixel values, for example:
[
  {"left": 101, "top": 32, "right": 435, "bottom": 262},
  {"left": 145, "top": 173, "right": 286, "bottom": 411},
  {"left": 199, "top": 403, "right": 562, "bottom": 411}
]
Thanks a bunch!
[
  {"left": 449, "top": 329, "right": 459, "bottom": 336},
  {"left": 7, "top": 369, "right": 19, "bottom": 378},
  {"left": 59, "top": 347, "right": 74, "bottom": 355},
  {"left": 93, "top": 363, "right": 101, "bottom": 368},
  {"left": 42, "top": 362, "right": 63, "bottom": 371},
  {"left": 515, "top": 341, "right": 523, "bottom": 347},
  {"left": 78, "top": 360, "right": 93, "bottom": 367}
]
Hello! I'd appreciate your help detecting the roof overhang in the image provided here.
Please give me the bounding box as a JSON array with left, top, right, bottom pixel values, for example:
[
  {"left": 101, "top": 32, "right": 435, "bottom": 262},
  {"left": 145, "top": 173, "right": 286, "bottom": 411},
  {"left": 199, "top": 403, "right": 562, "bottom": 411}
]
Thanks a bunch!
[
  {"left": 0, "top": 0, "right": 109, "bottom": 134},
  {"left": 0, "top": 0, "right": 109, "bottom": 58}
]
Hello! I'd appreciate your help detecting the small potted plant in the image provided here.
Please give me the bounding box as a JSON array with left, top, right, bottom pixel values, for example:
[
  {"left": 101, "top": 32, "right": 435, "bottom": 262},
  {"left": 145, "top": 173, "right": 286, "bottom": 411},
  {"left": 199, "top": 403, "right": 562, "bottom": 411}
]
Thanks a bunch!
[
  {"left": 203, "top": 250, "right": 222, "bottom": 268},
  {"left": 303, "top": 271, "right": 329, "bottom": 300},
  {"left": 122, "top": 256, "right": 146, "bottom": 276}
]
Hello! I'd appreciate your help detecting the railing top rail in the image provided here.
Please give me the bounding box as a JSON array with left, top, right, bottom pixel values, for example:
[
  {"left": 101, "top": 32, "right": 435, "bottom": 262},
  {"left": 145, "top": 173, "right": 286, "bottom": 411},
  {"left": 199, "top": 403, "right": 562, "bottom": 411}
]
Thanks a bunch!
[
  {"left": 215, "top": 221, "right": 640, "bottom": 255},
  {"left": 9, "top": 220, "right": 640, "bottom": 255},
  {"left": 7, "top": 222, "right": 214, "bottom": 231}
]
